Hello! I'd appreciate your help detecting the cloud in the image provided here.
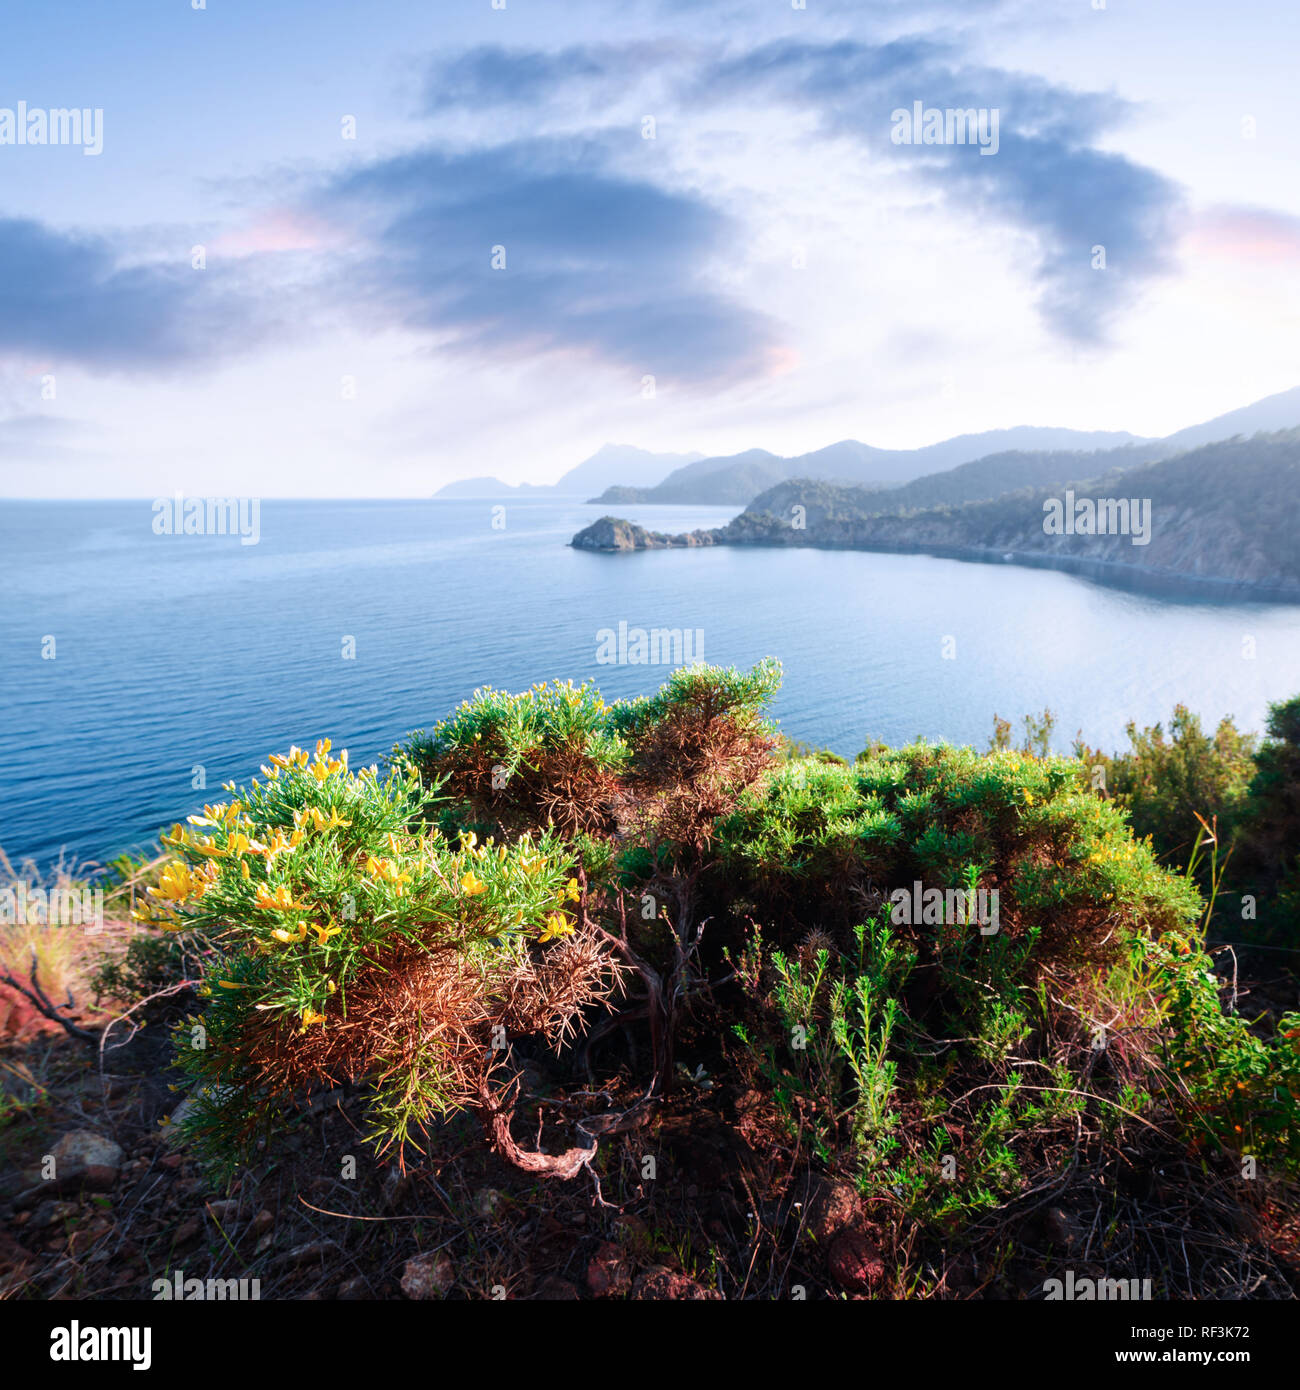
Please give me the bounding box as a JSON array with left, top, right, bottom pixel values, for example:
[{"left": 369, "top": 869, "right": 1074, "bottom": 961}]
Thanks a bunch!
[
  {"left": 693, "top": 38, "right": 1185, "bottom": 343},
  {"left": 316, "top": 140, "right": 780, "bottom": 386},
  {"left": 0, "top": 218, "right": 266, "bottom": 372},
  {"left": 1186, "top": 205, "right": 1300, "bottom": 266},
  {"left": 423, "top": 43, "right": 676, "bottom": 112}
]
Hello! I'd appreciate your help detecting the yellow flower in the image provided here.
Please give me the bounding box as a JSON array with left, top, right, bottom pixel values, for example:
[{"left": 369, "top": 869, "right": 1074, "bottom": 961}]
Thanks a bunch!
[
  {"left": 312, "top": 923, "right": 342, "bottom": 945},
  {"left": 271, "top": 923, "right": 309, "bottom": 945},
  {"left": 254, "top": 883, "right": 312, "bottom": 912},
  {"left": 157, "top": 860, "right": 206, "bottom": 904},
  {"left": 217, "top": 979, "right": 246, "bottom": 990},
  {"left": 300, "top": 1007, "right": 327, "bottom": 1029},
  {"left": 538, "top": 912, "right": 574, "bottom": 943},
  {"left": 1023, "top": 789, "right": 1036, "bottom": 805},
  {"left": 460, "top": 871, "right": 487, "bottom": 896},
  {"left": 564, "top": 877, "right": 581, "bottom": 902}
]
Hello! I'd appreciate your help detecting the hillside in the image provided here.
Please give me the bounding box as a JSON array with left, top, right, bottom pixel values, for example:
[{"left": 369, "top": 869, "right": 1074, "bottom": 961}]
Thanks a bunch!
[
  {"left": 573, "top": 431, "right": 1300, "bottom": 599},
  {"left": 588, "top": 386, "right": 1300, "bottom": 507},
  {"left": 591, "top": 428, "right": 1147, "bottom": 506}
]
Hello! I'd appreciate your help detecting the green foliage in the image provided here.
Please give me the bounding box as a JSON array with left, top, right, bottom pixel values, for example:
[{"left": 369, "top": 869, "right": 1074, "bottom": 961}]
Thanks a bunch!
[
  {"left": 1232, "top": 695, "right": 1300, "bottom": 941},
  {"left": 718, "top": 741, "right": 1201, "bottom": 960},
  {"left": 1138, "top": 929, "right": 1300, "bottom": 1168},
  {"left": 608, "top": 656, "right": 782, "bottom": 746},
  {"left": 138, "top": 740, "right": 599, "bottom": 1170},
  {"left": 1076, "top": 704, "right": 1256, "bottom": 870},
  {"left": 730, "top": 916, "right": 912, "bottom": 1165}
]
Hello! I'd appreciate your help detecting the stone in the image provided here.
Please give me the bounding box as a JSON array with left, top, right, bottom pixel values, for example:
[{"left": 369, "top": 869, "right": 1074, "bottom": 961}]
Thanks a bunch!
[
  {"left": 400, "top": 1251, "right": 455, "bottom": 1299},
  {"left": 804, "top": 1177, "right": 863, "bottom": 1242},
  {"left": 48, "top": 1131, "right": 123, "bottom": 1192},
  {"left": 827, "top": 1231, "right": 886, "bottom": 1294}
]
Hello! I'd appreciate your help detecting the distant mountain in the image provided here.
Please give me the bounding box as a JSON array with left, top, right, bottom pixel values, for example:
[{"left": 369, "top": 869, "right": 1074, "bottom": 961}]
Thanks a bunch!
[
  {"left": 587, "top": 386, "right": 1300, "bottom": 507},
  {"left": 721, "top": 431, "right": 1300, "bottom": 597},
  {"left": 571, "top": 429, "right": 1300, "bottom": 598},
  {"left": 435, "top": 444, "right": 702, "bottom": 499},
  {"left": 863, "top": 442, "right": 1171, "bottom": 514},
  {"left": 1161, "top": 384, "right": 1300, "bottom": 452},
  {"left": 590, "top": 428, "right": 1149, "bottom": 505}
]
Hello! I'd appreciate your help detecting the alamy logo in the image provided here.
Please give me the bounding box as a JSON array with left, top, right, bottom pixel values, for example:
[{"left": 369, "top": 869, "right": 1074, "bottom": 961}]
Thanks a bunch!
[
  {"left": 891, "top": 101, "right": 1000, "bottom": 155},
  {"left": 889, "top": 881, "right": 999, "bottom": 935},
  {"left": 1042, "top": 490, "right": 1152, "bottom": 546},
  {"left": 595, "top": 621, "right": 703, "bottom": 666},
  {"left": 1, "top": 102, "right": 103, "bottom": 155},
  {"left": 49, "top": 1323, "right": 151, "bottom": 1370},
  {"left": 1044, "top": 1270, "right": 1153, "bottom": 1301},
  {"left": 0, "top": 883, "right": 103, "bottom": 931},
  {"left": 152, "top": 1269, "right": 261, "bottom": 1300},
  {"left": 152, "top": 493, "right": 261, "bottom": 546}
]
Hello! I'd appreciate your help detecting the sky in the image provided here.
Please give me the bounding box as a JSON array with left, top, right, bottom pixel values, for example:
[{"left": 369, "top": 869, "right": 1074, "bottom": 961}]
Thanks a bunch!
[{"left": 1, "top": 0, "right": 1298, "bottom": 497}]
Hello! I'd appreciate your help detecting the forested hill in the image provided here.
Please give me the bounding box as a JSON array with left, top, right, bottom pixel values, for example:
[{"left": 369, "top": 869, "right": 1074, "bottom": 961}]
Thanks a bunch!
[{"left": 572, "top": 431, "right": 1300, "bottom": 598}]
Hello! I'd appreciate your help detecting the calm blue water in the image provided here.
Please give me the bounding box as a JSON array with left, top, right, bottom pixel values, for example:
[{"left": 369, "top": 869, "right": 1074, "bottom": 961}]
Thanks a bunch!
[{"left": 4, "top": 498, "right": 1300, "bottom": 870}]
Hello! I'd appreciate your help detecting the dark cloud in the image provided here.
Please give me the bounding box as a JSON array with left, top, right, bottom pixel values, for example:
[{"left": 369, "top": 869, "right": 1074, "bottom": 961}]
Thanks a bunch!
[
  {"left": 419, "top": 32, "right": 1184, "bottom": 344},
  {"left": 317, "top": 140, "right": 779, "bottom": 385},
  {"left": 0, "top": 218, "right": 263, "bottom": 371}
]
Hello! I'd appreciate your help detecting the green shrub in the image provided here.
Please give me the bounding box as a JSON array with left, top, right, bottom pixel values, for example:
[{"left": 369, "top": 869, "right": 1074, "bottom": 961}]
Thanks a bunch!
[{"left": 136, "top": 741, "right": 618, "bottom": 1171}]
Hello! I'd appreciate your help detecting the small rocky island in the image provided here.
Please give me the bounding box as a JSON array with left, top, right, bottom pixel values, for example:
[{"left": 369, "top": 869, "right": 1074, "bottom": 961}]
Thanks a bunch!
[{"left": 570, "top": 515, "right": 719, "bottom": 552}]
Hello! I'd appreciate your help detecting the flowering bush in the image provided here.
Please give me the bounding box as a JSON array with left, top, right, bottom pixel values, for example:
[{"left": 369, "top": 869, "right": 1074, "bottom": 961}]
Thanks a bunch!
[
  {"left": 401, "top": 679, "right": 628, "bottom": 839},
  {"left": 136, "top": 740, "right": 619, "bottom": 1169}
]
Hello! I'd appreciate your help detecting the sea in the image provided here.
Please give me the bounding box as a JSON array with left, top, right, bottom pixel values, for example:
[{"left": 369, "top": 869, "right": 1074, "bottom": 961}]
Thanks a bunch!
[{"left": 4, "top": 497, "right": 1300, "bottom": 871}]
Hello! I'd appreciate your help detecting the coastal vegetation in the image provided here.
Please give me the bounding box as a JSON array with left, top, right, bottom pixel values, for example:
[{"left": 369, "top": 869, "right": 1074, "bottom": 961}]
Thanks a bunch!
[{"left": 2, "top": 664, "right": 1297, "bottom": 1299}]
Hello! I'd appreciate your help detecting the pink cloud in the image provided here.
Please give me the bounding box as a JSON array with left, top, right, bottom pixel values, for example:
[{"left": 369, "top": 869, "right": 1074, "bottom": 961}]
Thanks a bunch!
[
  {"left": 210, "top": 208, "right": 341, "bottom": 258},
  {"left": 1186, "top": 205, "right": 1300, "bottom": 266}
]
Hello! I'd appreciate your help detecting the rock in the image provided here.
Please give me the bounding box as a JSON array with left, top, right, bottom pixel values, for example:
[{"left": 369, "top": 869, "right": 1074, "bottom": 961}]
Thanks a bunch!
[
  {"left": 174, "top": 1217, "right": 201, "bottom": 1244},
  {"left": 804, "top": 1178, "right": 863, "bottom": 1242},
  {"left": 250, "top": 1208, "right": 275, "bottom": 1235},
  {"left": 632, "top": 1265, "right": 722, "bottom": 1301},
  {"left": 827, "top": 1231, "right": 886, "bottom": 1294},
  {"left": 570, "top": 516, "right": 719, "bottom": 553},
  {"left": 400, "top": 1251, "right": 455, "bottom": 1299},
  {"left": 204, "top": 1199, "right": 239, "bottom": 1224},
  {"left": 535, "top": 1276, "right": 581, "bottom": 1300},
  {"left": 585, "top": 1241, "right": 631, "bottom": 1298},
  {"left": 47, "top": 1131, "right": 123, "bottom": 1192}
]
